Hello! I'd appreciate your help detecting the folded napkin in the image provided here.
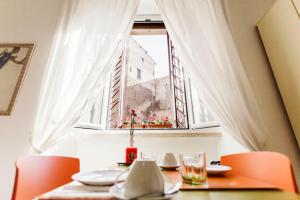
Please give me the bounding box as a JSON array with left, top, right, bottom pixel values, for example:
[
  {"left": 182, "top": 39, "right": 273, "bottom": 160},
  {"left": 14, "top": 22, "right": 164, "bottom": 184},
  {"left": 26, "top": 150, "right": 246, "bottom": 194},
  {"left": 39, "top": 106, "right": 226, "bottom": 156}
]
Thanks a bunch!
[{"left": 39, "top": 182, "right": 112, "bottom": 199}]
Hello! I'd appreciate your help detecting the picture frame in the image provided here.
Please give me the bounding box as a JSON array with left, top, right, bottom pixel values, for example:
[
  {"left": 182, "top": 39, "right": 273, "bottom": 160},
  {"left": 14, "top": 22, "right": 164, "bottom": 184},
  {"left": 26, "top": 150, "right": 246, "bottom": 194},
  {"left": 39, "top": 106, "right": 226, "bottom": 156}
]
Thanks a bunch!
[{"left": 0, "top": 43, "right": 34, "bottom": 116}]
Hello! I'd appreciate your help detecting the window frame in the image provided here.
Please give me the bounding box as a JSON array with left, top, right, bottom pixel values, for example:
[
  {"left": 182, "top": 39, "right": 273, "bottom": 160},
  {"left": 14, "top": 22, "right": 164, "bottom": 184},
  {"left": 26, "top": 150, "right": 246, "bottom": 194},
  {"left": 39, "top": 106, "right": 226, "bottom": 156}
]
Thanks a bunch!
[
  {"left": 109, "top": 22, "right": 189, "bottom": 130},
  {"left": 76, "top": 77, "right": 111, "bottom": 130},
  {"left": 76, "top": 21, "right": 219, "bottom": 131},
  {"left": 185, "top": 76, "right": 219, "bottom": 129}
]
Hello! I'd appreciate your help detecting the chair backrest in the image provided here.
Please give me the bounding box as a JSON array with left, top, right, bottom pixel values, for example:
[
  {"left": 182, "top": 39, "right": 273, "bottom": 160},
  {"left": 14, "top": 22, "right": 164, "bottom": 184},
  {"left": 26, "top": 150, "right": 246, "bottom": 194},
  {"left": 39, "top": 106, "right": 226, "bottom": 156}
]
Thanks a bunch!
[
  {"left": 220, "top": 152, "right": 298, "bottom": 193},
  {"left": 12, "top": 155, "right": 80, "bottom": 200}
]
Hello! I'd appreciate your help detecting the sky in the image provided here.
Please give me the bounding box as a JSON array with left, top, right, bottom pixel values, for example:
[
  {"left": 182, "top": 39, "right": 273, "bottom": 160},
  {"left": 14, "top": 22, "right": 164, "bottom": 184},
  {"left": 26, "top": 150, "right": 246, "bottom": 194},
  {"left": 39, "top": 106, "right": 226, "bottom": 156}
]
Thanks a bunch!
[{"left": 132, "top": 35, "right": 169, "bottom": 78}]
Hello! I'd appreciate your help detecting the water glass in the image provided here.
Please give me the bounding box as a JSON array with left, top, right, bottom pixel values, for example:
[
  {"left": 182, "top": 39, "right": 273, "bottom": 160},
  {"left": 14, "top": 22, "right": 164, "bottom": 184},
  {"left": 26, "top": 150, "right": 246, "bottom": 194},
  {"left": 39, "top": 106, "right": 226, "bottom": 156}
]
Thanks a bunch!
[
  {"left": 140, "top": 151, "right": 157, "bottom": 161},
  {"left": 179, "top": 152, "right": 207, "bottom": 185}
]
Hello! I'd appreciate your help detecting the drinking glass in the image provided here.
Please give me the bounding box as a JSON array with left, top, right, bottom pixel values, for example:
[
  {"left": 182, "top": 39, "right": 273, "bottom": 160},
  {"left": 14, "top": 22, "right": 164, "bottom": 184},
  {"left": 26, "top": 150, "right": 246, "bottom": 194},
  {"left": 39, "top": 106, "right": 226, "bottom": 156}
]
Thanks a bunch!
[
  {"left": 179, "top": 152, "right": 207, "bottom": 185},
  {"left": 140, "top": 151, "right": 157, "bottom": 161}
]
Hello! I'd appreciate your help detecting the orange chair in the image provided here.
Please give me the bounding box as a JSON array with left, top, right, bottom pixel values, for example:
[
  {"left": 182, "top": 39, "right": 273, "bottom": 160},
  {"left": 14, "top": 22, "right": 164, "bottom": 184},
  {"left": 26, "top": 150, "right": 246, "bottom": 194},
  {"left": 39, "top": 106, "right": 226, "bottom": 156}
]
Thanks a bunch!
[
  {"left": 12, "top": 155, "right": 80, "bottom": 200},
  {"left": 220, "top": 152, "right": 298, "bottom": 193}
]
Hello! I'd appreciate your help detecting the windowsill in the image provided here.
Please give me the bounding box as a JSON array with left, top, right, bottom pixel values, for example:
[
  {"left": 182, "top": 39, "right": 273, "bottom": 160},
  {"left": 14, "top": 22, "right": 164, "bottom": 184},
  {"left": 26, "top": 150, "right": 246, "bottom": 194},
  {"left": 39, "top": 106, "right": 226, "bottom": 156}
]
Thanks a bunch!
[{"left": 74, "top": 126, "right": 222, "bottom": 138}]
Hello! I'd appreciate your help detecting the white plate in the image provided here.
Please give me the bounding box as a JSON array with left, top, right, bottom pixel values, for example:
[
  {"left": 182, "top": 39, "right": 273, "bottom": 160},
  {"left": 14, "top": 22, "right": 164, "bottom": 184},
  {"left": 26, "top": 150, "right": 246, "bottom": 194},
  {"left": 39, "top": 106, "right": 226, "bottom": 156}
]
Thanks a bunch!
[
  {"left": 72, "top": 169, "right": 127, "bottom": 186},
  {"left": 206, "top": 165, "right": 232, "bottom": 175},
  {"left": 109, "top": 182, "right": 179, "bottom": 200},
  {"left": 158, "top": 163, "right": 180, "bottom": 170}
]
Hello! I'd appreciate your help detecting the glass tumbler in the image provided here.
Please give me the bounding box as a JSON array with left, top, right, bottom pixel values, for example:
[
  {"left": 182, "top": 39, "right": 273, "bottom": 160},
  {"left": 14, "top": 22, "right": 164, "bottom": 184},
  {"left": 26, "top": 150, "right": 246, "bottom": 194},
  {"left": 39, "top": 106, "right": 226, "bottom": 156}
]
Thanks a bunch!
[
  {"left": 140, "top": 151, "right": 157, "bottom": 161},
  {"left": 179, "top": 152, "right": 207, "bottom": 185}
]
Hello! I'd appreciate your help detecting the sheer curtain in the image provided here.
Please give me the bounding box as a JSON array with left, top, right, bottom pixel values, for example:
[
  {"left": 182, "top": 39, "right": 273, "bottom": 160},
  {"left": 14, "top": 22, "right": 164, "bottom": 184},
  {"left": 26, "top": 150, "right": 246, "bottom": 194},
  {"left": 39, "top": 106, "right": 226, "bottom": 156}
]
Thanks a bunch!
[
  {"left": 156, "top": 0, "right": 267, "bottom": 150},
  {"left": 32, "top": 0, "right": 139, "bottom": 152}
]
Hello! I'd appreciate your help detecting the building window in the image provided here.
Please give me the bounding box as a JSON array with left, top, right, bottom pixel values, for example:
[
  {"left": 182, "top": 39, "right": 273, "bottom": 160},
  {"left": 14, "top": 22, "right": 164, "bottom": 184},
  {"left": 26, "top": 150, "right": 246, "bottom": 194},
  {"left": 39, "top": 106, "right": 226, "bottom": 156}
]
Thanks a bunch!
[{"left": 137, "top": 68, "right": 141, "bottom": 80}]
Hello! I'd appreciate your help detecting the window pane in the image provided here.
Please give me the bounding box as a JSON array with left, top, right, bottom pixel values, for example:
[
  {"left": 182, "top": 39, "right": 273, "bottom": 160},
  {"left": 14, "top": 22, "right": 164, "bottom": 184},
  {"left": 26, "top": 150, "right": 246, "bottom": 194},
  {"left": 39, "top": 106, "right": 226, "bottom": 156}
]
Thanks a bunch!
[
  {"left": 77, "top": 77, "right": 110, "bottom": 129},
  {"left": 188, "top": 78, "right": 216, "bottom": 128}
]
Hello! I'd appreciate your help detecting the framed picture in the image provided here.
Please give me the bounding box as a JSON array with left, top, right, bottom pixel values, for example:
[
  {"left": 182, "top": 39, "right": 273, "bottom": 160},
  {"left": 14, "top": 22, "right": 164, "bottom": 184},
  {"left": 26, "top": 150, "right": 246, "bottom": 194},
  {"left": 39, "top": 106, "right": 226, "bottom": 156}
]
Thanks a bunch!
[{"left": 0, "top": 43, "right": 34, "bottom": 115}]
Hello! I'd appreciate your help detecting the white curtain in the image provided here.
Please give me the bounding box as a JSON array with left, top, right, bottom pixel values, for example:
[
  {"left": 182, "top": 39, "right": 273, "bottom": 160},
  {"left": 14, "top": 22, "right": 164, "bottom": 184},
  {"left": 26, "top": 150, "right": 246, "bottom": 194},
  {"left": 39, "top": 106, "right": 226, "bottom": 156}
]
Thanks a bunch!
[
  {"left": 32, "top": 0, "right": 139, "bottom": 152},
  {"left": 156, "top": 0, "right": 267, "bottom": 150}
]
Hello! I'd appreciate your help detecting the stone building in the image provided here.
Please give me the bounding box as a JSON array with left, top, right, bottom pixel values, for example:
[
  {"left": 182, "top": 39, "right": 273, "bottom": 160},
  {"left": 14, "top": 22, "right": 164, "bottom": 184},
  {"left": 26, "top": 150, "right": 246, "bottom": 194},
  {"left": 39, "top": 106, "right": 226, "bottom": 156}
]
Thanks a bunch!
[
  {"left": 125, "top": 37, "right": 156, "bottom": 89},
  {"left": 122, "top": 37, "right": 174, "bottom": 124}
]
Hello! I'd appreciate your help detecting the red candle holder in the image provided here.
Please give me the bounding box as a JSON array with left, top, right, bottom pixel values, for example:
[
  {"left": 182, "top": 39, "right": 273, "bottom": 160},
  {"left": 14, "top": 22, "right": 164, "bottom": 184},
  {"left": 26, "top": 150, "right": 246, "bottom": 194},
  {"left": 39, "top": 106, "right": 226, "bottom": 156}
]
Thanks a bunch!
[{"left": 125, "top": 147, "right": 137, "bottom": 164}]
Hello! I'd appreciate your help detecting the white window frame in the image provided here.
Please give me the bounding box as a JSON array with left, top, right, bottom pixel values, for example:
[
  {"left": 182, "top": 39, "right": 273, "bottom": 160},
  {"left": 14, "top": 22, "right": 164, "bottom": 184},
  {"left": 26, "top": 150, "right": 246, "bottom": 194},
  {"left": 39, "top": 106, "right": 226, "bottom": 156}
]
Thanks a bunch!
[
  {"left": 76, "top": 79, "right": 111, "bottom": 130},
  {"left": 76, "top": 21, "right": 219, "bottom": 131},
  {"left": 185, "top": 75, "right": 219, "bottom": 130}
]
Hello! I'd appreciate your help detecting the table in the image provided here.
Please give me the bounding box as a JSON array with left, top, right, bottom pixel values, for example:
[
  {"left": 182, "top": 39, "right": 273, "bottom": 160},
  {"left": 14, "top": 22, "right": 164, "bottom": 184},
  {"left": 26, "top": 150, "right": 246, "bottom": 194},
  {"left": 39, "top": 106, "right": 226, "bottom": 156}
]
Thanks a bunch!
[
  {"left": 163, "top": 171, "right": 279, "bottom": 190},
  {"left": 174, "top": 191, "right": 300, "bottom": 200},
  {"left": 37, "top": 170, "right": 300, "bottom": 200},
  {"left": 37, "top": 182, "right": 300, "bottom": 200}
]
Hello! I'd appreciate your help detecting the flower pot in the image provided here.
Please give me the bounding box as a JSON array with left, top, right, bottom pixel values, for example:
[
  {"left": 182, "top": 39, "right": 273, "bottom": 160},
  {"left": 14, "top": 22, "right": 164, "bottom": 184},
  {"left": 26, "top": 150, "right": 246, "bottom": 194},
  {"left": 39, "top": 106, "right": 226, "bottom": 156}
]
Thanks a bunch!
[
  {"left": 146, "top": 124, "right": 172, "bottom": 129},
  {"left": 120, "top": 124, "right": 146, "bottom": 129}
]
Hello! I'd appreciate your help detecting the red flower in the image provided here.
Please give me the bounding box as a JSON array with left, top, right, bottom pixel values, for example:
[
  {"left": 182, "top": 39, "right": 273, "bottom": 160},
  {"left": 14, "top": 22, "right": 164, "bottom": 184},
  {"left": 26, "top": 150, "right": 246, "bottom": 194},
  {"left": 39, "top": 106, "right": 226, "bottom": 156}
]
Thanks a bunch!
[{"left": 131, "top": 109, "right": 137, "bottom": 117}]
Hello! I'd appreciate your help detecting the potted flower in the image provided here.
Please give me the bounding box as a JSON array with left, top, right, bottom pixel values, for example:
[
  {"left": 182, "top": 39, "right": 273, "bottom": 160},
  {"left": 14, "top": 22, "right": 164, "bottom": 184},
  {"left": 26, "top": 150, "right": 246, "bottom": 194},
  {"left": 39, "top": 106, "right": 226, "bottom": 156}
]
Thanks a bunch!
[
  {"left": 146, "top": 115, "right": 172, "bottom": 128},
  {"left": 125, "top": 110, "right": 138, "bottom": 164}
]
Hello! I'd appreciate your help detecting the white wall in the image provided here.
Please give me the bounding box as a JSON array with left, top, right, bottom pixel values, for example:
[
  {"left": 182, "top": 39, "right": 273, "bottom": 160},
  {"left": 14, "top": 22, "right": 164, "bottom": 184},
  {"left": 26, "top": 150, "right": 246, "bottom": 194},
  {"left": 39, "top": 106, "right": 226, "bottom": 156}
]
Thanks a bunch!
[
  {"left": 223, "top": 0, "right": 300, "bottom": 185},
  {"left": 51, "top": 129, "right": 224, "bottom": 172},
  {"left": 0, "top": 0, "right": 64, "bottom": 199},
  {"left": 44, "top": 126, "right": 249, "bottom": 174}
]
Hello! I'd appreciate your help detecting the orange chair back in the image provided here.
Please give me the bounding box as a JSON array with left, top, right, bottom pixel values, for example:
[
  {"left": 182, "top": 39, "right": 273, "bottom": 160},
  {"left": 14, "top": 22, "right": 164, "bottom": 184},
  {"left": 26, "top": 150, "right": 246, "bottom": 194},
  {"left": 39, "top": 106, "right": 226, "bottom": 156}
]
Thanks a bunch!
[
  {"left": 221, "top": 152, "right": 298, "bottom": 193},
  {"left": 12, "top": 156, "right": 80, "bottom": 200}
]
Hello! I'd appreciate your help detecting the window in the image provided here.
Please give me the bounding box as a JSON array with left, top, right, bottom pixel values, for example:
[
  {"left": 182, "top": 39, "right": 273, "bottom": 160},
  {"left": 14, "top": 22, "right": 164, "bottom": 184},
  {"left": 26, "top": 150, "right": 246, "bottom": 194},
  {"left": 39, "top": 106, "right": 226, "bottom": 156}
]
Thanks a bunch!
[
  {"left": 77, "top": 76, "right": 110, "bottom": 129},
  {"left": 108, "top": 23, "right": 189, "bottom": 129},
  {"left": 137, "top": 68, "right": 141, "bottom": 80},
  {"left": 186, "top": 77, "right": 217, "bottom": 129},
  {"left": 78, "top": 22, "right": 218, "bottom": 130}
]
